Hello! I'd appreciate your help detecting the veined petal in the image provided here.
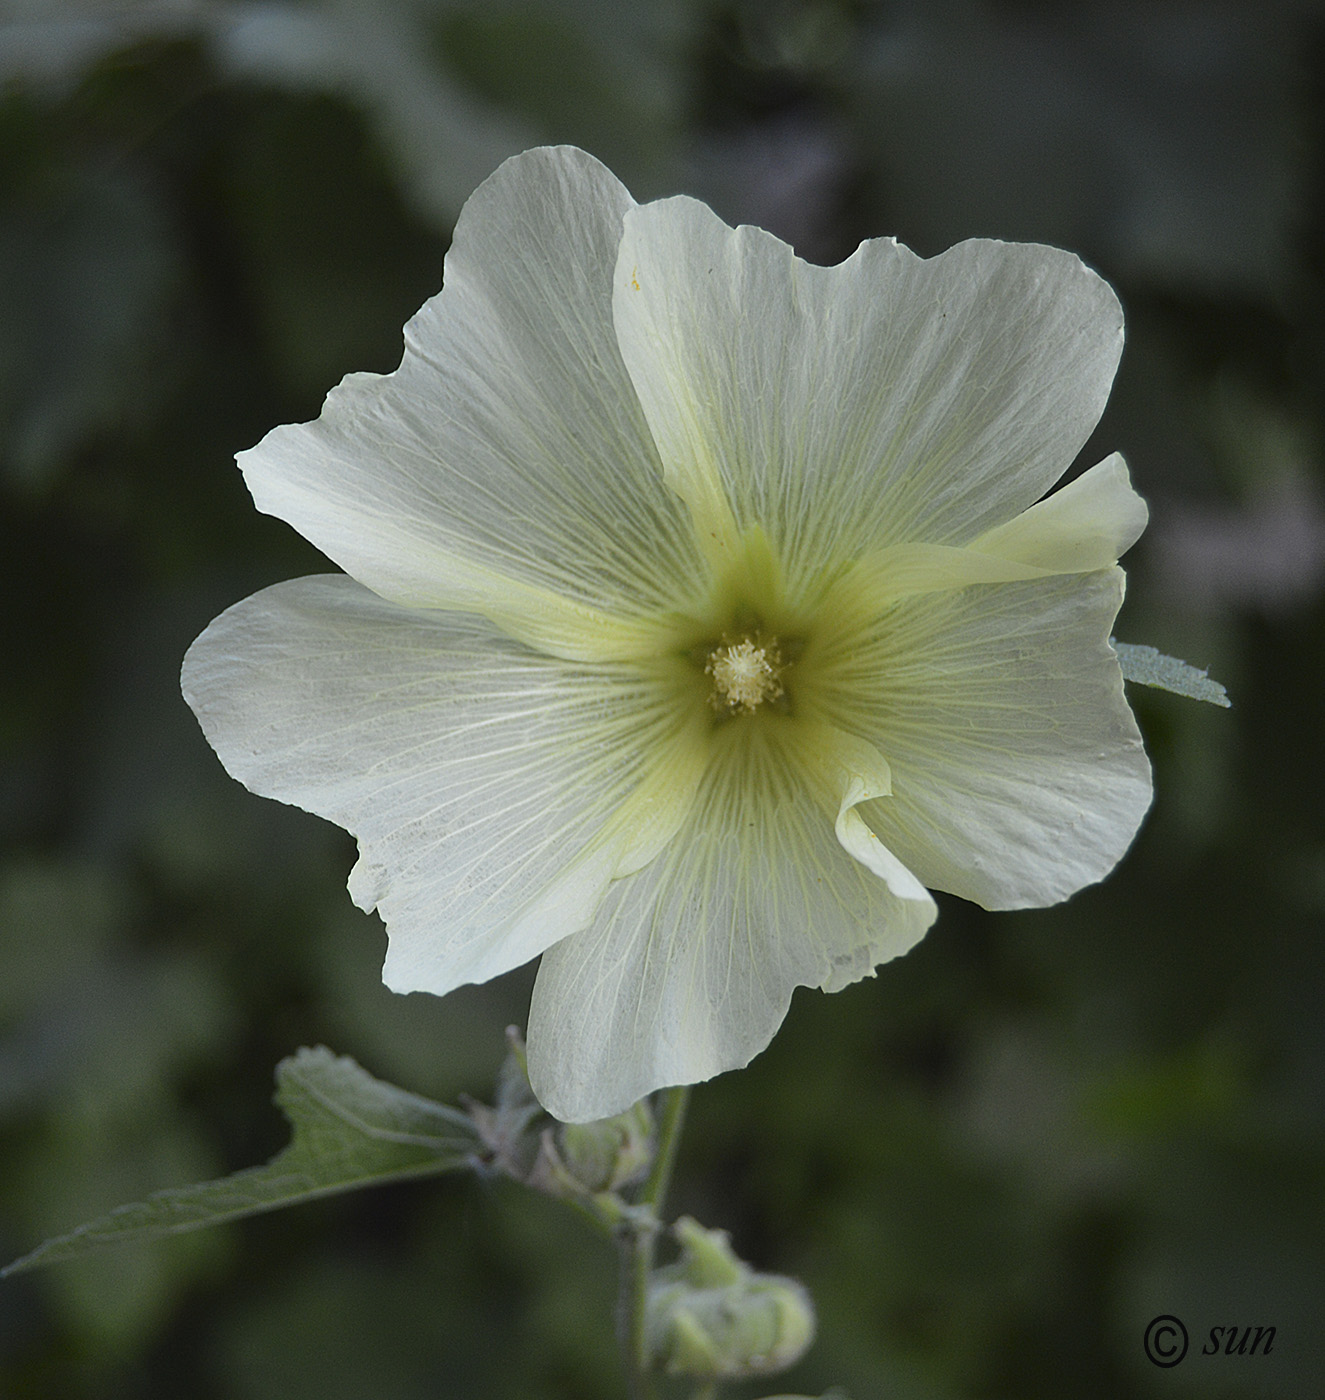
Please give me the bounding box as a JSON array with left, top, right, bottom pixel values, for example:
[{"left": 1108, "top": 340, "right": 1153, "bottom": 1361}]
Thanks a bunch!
[
  {"left": 816, "top": 728, "right": 934, "bottom": 950},
  {"left": 180, "top": 575, "right": 701, "bottom": 997},
  {"left": 831, "top": 542, "right": 1053, "bottom": 606},
  {"left": 526, "top": 720, "right": 936, "bottom": 1122},
  {"left": 805, "top": 454, "right": 1145, "bottom": 630},
  {"left": 612, "top": 197, "right": 1122, "bottom": 599},
  {"left": 238, "top": 146, "right": 703, "bottom": 642},
  {"left": 815, "top": 568, "right": 1152, "bottom": 909},
  {"left": 971, "top": 453, "right": 1148, "bottom": 571},
  {"left": 449, "top": 568, "right": 677, "bottom": 664}
]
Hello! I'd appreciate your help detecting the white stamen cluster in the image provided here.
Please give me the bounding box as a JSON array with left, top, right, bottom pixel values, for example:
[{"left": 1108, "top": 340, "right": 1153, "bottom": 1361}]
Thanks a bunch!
[{"left": 706, "top": 638, "right": 784, "bottom": 714}]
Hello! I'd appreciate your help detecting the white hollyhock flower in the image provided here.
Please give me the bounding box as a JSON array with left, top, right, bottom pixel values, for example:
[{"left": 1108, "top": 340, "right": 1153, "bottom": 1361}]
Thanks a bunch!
[{"left": 182, "top": 146, "right": 1151, "bottom": 1122}]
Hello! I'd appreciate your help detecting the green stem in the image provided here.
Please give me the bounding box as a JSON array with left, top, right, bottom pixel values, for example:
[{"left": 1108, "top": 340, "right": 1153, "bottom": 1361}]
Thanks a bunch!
[
  {"left": 620, "top": 1085, "right": 692, "bottom": 1400},
  {"left": 641, "top": 1085, "right": 690, "bottom": 1214},
  {"left": 620, "top": 1215, "right": 658, "bottom": 1400}
]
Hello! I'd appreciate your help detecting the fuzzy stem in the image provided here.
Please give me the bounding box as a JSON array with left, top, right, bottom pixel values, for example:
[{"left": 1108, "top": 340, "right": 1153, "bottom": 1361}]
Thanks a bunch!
[
  {"left": 619, "top": 1085, "right": 691, "bottom": 1399},
  {"left": 641, "top": 1085, "right": 690, "bottom": 1214},
  {"left": 620, "top": 1217, "right": 658, "bottom": 1400}
]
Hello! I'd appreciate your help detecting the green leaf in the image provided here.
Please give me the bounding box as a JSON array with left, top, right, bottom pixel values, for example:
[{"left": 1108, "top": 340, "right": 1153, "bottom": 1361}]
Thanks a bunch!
[
  {"left": 2, "top": 1047, "right": 480, "bottom": 1277},
  {"left": 1113, "top": 642, "right": 1231, "bottom": 707}
]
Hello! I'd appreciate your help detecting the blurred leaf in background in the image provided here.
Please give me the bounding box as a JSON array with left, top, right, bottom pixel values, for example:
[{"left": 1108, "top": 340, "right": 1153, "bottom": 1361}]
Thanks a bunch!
[{"left": 1, "top": 1, "right": 1322, "bottom": 1397}]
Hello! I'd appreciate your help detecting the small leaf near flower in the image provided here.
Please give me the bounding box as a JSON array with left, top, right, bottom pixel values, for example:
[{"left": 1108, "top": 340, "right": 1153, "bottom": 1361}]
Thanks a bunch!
[
  {"left": 1114, "top": 641, "right": 1231, "bottom": 706},
  {"left": 1, "top": 1048, "right": 479, "bottom": 1277}
]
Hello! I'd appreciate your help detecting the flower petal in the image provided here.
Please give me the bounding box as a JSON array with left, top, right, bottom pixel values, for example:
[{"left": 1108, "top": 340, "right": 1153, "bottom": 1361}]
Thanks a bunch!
[
  {"left": 818, "top": 568, "right": 1152, "bottom": 909},
  {"left": 612, "top": 197, "right": 1122, "bottom": 597},
  {"left": 237, "top": 146, "right": 702, "bottom": 652},
  {"left": 800, "top": 453, "right": 1145, "bottom": 640},
  {"left": 526, "top": 720, "right": 936, "bottom": 1121},
  {"left": 180, "top": 575, "right": 703, "bottom": 996},
  {"left": 971, "top": 452, "right": 1148, "bottom": 571},
  {"left": 818, "top": 730, "right": 935, "bottom": 964}
]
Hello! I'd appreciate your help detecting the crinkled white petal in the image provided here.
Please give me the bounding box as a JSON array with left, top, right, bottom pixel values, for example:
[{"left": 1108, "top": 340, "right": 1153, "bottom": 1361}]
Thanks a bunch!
[
  {"left": 815, "top": 568, "right": 1152, "bottom": 909},
  {"left": 612, "top": 196, "right": 1122, "bottom": 592},
  {"left": 237, "top": 146, "right": 702, "bottom": 650},
  {"left": 811, "top": 453, "right": 1145, "bottom": 623},
  {"left": 826, "top": 731, "right": 931, "bottom": 931},
  {"left": 180, "top": 575, "right": 703, "bottom": 997},
  {"left": 526, "top": 722, "right": 937, "bottom": 1122},
  {"left": 972, "top": 453, "right": 1148, "bottom": 571}
]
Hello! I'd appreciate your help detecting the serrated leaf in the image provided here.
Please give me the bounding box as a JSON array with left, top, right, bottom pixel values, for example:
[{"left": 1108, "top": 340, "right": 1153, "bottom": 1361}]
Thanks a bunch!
[
  {"left": 1113, "top": 641, "right": 1231, "bottom": 707},
  {"left": 2, "top": 1047, "right": 480, "bottom": 1277}
]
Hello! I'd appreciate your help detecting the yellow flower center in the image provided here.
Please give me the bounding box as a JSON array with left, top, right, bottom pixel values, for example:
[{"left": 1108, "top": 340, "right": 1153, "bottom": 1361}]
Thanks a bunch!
[{"left": 705, "top": 635, "right": 785, "bottom": 714}]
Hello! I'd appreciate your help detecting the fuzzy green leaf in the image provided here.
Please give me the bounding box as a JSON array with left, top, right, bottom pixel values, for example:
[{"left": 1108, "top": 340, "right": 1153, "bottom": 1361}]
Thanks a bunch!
[
  {"left": 1113, "top": 642, "right": 1231, "bottom": 707},
  {"left": 2, "top": 1047, "right": 480, "bottom": 1277}
]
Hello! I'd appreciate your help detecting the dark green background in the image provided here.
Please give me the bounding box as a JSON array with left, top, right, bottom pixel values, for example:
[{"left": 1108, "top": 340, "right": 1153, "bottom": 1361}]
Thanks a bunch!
[{"left": 1, "top": 2, "right": 1321, "bottom": 1396}]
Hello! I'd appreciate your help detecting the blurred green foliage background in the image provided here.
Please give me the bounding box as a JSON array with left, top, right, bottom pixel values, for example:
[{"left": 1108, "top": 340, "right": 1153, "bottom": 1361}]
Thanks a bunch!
[{"left": 1, "top": 1, "right": 1322, "bottom": 1396}]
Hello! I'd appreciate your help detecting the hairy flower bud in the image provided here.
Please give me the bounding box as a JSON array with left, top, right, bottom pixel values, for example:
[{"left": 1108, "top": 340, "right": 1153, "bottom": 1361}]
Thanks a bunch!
[
  {"left": 646, "top": 1217, "right": 815, "bottom": 1379},
  {"left": 555, "top": 1097, "right": 654, "bottom": 1193}
]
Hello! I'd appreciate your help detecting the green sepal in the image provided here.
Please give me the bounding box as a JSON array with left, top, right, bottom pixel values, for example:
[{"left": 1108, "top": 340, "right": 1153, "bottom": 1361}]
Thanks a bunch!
[
  {"left": 1113, "top": 641, "right": 1231, "bottom": 707},
  {"left": 2, "top": 1046, "right": 480, "bottom": 1277}
]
